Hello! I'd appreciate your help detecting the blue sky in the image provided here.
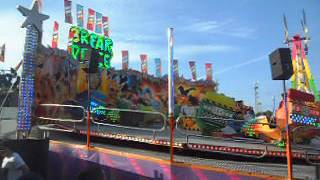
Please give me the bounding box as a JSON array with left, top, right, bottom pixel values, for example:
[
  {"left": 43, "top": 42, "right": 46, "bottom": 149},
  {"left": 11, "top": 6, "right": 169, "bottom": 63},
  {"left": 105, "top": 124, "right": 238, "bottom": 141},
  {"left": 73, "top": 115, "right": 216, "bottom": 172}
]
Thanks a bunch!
[{"left": 0, "top": 0, "right": 319, "bottom": 111}]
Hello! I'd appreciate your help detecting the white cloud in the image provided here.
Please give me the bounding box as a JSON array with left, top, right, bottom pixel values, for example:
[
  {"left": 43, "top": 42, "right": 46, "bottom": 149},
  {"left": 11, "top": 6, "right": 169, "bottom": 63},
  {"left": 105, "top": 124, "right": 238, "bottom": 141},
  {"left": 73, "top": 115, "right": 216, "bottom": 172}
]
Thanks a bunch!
[
  {"left": 112, "top": 33, "right": 160, "bottom": 42},
  {"left": 214, "top": 54, "right": 267, "bottom": 75},
  {"left": 112, "top": 41, "right": 165, "bottom": 65},
  {"left": 175, "top": 44, "right": 237, "bottom": 56},
  {"left": 183, "top": 19, "right": 256, "bottom": 38}
]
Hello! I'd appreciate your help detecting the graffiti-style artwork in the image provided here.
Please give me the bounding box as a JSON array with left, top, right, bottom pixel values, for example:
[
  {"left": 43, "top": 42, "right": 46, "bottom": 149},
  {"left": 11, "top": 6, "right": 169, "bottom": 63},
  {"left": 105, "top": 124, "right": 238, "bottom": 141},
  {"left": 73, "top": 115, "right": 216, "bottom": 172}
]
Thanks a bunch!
[{"left": 33, "top": 46, "right": 255, "bottom": 134}]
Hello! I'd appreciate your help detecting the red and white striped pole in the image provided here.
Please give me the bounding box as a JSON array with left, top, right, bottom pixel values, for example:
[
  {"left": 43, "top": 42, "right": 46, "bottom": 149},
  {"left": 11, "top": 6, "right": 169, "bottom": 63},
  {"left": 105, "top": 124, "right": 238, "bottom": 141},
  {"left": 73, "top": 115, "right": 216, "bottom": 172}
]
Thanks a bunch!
[{"left": 168, "top": 28, "right": 175, "bottom": 162}]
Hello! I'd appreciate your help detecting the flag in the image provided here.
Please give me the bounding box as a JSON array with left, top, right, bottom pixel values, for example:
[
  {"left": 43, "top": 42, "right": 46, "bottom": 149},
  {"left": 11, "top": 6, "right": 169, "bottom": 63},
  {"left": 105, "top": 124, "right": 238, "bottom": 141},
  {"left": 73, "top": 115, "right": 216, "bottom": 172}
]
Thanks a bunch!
[
  {"left": 64, "top": 0, "right": 73, "bottom": 24},
  {"left": 15, "top": 60, "right": 22, "bottom": 70},
  {"left": 67, "top": 29, "right": 75, "bottom": 53},
  {"left": 205, "top": 63, "right": 213, "bottom": 81},
  {"left": 102, "top": 16, "right": 109, "bottom": 37},
  {"left": 173, "top": 59, "right": 179, "bottom": 77},
  {"left": 51, "top": 21, "right": 59, "bottom": 48},
  {"left": 34, "top": 0, "right": 43, "bottom": 11},
  {"left": 95, "top": 12, "right": 103, "bottom": 34},
  {"left": 76, "top": 4, "right": 84, "bottom": 27},
  {"left": 0, "top": 44, "right": 5, "bottom": 62},
  {"left": 122, "top": 50, "right": 129, "bottom": 70},
  {"left": 154, "top": 58, "right": 161, "bottom": 78},
  {"left": 140, "top": 54, "right": 148, "bottom": 74},
  {"left": 189, "top": 61, "right": 197, "bottom": 81},
  {"left": 87, "top": 8, "right": 95, "bottom": 31}
]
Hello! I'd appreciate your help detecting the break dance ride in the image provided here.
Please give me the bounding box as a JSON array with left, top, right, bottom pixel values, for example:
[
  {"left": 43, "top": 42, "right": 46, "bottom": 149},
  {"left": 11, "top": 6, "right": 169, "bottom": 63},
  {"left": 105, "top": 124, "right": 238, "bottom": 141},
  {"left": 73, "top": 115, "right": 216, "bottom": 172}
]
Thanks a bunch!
[{"left": 6, "top": 0, "right": 320, "bottom": 164}]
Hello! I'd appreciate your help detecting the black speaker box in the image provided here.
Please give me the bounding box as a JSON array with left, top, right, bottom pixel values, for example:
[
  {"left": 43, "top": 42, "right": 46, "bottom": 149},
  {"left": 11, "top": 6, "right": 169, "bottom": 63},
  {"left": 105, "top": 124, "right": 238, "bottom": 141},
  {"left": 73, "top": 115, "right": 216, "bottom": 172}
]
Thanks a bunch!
[
  {"left": 269, "top": 48, "right": 293, "bottom": 80},
  {"left": 82, "top": 49, "right": 99, "bottom": 74}
]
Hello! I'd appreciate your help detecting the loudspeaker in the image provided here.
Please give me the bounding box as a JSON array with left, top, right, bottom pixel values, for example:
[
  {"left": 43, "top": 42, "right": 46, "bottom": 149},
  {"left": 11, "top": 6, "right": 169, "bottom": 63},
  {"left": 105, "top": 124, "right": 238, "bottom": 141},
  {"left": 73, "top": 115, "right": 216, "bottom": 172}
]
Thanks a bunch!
[
  {"left": 82, "top": 49, "right": 99, "bottom": 74},
  {"left": 269, "top": 48, "right": 293, "bottom": 80}
]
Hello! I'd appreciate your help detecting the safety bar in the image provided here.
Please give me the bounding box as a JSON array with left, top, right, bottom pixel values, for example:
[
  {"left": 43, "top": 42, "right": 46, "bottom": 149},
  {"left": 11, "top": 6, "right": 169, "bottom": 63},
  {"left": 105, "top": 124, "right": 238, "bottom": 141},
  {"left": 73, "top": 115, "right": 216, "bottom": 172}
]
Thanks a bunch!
[
  {"left": 92, "top": 107, "right": 167, "bottom": 132},
  {"left": 176, "top": 116, "right": 270, "bottom": 158},
  {"left": 36, "top": 104, "right": 85, "bottom": 122},
  {"left": 37, "top": 124, "right": 75, "bottom": 133}
]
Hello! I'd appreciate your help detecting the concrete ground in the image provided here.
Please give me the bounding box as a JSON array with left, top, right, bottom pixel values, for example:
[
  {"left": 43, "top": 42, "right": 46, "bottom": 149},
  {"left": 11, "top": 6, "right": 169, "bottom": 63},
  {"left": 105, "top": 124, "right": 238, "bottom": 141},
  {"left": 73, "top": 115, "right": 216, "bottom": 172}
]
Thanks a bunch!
[{"left": 0, "top": 107, "right": 17, "bottom": 138}]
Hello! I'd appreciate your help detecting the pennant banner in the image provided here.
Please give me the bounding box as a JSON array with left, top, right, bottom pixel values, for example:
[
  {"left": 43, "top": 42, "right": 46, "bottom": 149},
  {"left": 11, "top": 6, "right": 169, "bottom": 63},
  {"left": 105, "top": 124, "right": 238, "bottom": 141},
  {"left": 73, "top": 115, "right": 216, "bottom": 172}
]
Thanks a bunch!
[
  {"left": 122, "top": 50, "right": 129, "bottom": 70},
  {"left": 173, "top": 59, "right": 179, "bottom": 77},
  {"left": 102, "top": 16, "right": 109, "bottom": 37},
  {"left": 64, "top": 0, "right": 73, "bottom": 24},
  {"left": 67, "top": 29, "right": 75, "bottom": 53},
  {"left": 87, "top": 8, "right": 95, "bottom": 31},
  {"left": 15, "top": 60, "right": 22, "bottom": 70},
  {"left": 0, "top": 44, "right": 5, "bottom": 62},
  {"left": 140, "top": 54, "right": 148, "bottom": 74},
  {"left": 76, "top": 4, "right": 84, "bottom": 27},
  {"left": 51, "top": 21, "right": 59, "bottom": 48},
  {"left": 95, "top": 12, "right": 103, "bottom": 34},
  {"left": 205, "top": 63, "right": 213, "bottom": 81},
  {"left": 154, "top": 58, "right": 161, "bottom": 78},
  {"left": 189, "top": 61, "right": 197, "bottom": 81}
]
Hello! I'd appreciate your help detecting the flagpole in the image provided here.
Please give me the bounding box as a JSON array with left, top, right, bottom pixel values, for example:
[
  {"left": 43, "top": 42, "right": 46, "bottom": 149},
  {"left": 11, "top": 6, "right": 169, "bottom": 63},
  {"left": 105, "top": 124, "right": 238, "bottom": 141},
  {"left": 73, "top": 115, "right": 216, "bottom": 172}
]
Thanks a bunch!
[{"left": 168, "top": 28, "right": 174, "bottom": 163}]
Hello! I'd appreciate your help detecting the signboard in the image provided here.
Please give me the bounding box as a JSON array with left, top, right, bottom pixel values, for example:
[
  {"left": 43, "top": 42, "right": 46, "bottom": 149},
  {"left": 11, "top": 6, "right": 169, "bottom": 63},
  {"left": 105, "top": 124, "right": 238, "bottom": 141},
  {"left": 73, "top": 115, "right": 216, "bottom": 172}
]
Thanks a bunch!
[{"left": 69, "top": 26, "right": 113, "bottom": 70}]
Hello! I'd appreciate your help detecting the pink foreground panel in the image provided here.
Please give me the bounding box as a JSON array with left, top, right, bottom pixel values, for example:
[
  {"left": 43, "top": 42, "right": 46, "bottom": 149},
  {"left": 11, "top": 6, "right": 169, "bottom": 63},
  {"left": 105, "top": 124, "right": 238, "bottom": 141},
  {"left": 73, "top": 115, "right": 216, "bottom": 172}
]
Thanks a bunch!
[{"left": 48, "top": 141, "right": 282, "bottom": 180}]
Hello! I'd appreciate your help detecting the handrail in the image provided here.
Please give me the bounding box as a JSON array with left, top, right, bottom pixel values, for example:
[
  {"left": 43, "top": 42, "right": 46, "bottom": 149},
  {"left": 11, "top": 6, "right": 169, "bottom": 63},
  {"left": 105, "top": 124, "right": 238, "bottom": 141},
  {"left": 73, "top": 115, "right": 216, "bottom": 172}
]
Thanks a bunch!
[
  {"left": 38, "top": 124, "right": 75, "bottom": 133},
  {"left": 36, "top": 104, "right": 85, "bottom": 122},
  {"left": 91, "top": 107, "right": 167, "bottom": 132}
]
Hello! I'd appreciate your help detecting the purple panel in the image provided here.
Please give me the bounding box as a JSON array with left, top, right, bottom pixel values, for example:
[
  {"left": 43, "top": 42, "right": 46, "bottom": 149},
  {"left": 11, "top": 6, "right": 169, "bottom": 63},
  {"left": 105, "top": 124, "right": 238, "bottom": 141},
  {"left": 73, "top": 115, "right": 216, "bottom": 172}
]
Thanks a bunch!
[{"left": 48, "top": 142, "right": 272, "bottom": 180}]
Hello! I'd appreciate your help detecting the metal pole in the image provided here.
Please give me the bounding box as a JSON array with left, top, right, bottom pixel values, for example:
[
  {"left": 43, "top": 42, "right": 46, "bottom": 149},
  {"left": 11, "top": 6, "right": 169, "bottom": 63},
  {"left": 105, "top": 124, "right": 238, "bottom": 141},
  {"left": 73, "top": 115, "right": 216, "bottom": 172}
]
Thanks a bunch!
[
  {"left": 168, "top": 28, "right": 174, "bottom": 162},
  {"left": 283, "top": 80, "right": 293, "bottom": 179},
  {"left": 86, "top": 70, "right": 91, "bottom": 148}
]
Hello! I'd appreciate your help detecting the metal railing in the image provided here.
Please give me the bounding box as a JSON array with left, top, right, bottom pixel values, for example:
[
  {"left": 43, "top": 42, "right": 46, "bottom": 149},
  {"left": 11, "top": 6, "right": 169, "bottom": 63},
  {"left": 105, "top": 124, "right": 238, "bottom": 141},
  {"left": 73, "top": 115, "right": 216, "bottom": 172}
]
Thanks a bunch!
[
  {"left": 176, "top": 115, "right": 270, "bottom": 158},
  {"left": 37, "top": 124, "right": 75, "bottom": 133},
  {"left": 36, "top": 104, "right": 86, "bottom": 122}
]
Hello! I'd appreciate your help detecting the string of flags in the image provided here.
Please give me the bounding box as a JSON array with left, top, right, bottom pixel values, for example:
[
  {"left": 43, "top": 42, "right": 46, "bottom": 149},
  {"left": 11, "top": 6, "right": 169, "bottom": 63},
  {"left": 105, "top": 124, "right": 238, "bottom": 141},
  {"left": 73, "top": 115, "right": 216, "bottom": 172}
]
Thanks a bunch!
[
  {"left": 64, "top": 0, "right": 73, "bottom": 24},
  {"left": 154, "top": 58, "right": 162, "bottom": 78},
  {"left": 173, "top": 59, "right": 179, "bottom": 77},
  {"left": 95, "top": 12, "right": 103, "bottom": 34},
  {"left": 59, "top": 0, "right": 212, "bottom": 81},
  {"left": 189, "top": 61, "right": 197, "bottom": 81},
  {"left": 122, "top": 50, "right": 129, "bottom": 71},
  {"left": 51, "top": 21, "right": 59, "bottom": 48},
  {"left": 102, "top": 16, "right": 109, "bottom": 37},
  {"left": 52, "top": 0, "right": 111, "bottom": 49},
  {"left": 76, "top": 4, "right": 84, "bottom": 27},
  {"left": 0, "top": 44, "right": 5, "bottom": 62},
  {"left": 63, "top": 0, "right": 110, "bottom": 36},
  {"left": 87, "top": 8, "right": 95, "bottom": 31},
  {"left": 205, "top": 63, "right": 213, "bottom": 81},
  {"left": 140, "top": 54, "right": 148, "bottom": 75}
]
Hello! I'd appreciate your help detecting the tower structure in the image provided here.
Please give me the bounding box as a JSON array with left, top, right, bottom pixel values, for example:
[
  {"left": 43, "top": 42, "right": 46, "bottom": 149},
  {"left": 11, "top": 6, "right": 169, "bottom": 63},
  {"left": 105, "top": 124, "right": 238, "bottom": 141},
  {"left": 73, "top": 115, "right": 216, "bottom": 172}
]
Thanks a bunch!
[
  {"left": 283, "top": 11, "right": 319, "bottom": 101},
  {"left": 17, "top": 0, "right": 49, "bottom": 136},
  {"left": 254, "top": 81, "right": 261, "bottom": 113}
]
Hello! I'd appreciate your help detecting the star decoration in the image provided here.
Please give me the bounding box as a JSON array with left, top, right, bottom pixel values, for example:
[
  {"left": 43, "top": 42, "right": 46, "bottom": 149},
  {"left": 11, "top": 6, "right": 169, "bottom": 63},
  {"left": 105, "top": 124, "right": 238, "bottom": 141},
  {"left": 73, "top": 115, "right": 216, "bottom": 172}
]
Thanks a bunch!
[{"left": 17, "top": 0, "right": 49, "bottom": 32}]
